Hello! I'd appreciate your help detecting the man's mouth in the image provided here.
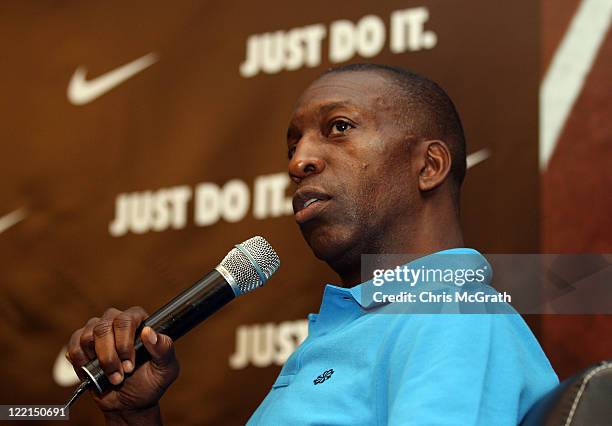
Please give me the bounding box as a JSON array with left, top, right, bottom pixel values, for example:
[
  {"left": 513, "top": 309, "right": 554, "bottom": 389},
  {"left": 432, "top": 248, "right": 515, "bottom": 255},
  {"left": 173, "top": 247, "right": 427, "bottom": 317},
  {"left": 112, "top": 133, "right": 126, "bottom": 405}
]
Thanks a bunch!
[
  {"left": 293, "top": 188, "right": 332, "bottom": 224},
  {"left": 304, "top": 198, "right": 319, "bottom": 208}
]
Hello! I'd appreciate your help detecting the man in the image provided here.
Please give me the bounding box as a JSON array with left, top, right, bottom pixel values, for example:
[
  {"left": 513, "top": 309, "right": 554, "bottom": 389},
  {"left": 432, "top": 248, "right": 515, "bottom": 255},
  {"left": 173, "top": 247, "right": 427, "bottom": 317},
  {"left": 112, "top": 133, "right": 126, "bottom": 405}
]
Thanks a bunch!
[{"left": 67, "top": 64, "right": 558, "bottom": 425}]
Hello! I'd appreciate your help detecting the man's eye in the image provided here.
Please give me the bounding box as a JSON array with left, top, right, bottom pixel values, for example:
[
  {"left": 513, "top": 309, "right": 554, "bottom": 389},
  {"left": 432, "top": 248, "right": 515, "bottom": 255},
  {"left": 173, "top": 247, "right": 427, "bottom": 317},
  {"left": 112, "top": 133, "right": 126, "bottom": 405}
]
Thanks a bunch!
[
  {"left": 288, "top": 146, "right": 296, "bottom": 159},
  {"left": 330, "top": 120, "right": 354, "bottom": 135}
]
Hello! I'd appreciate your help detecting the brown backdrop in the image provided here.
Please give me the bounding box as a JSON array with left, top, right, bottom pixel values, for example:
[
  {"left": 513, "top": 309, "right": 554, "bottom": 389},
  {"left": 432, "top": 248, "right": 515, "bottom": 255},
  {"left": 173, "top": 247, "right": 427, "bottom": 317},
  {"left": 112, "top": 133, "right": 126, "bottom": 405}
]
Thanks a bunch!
[{"left": 0, "top": 1, "right": 609, "bottom": 424}]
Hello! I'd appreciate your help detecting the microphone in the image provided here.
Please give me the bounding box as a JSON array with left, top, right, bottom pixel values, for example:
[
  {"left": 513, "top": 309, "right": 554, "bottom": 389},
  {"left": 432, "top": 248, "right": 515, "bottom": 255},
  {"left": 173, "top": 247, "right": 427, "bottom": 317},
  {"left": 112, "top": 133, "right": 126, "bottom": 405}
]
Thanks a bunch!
[{"left": 66, "top": 236, "right": 280, "bottom": 405}]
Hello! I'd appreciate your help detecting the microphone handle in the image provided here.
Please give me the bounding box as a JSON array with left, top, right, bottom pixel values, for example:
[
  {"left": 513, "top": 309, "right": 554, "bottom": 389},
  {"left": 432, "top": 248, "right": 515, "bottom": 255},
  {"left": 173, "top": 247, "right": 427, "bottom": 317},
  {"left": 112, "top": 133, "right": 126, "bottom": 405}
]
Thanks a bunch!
[{"left": 81, "top": 269, "right": 236, "bottom": 393}]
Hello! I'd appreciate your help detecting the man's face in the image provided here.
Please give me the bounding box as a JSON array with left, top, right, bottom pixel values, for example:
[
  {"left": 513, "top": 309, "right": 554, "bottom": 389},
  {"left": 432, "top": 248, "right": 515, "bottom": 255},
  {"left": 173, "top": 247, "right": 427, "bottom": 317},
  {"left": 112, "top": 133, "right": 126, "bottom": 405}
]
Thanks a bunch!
[{"left": 287, "top": 71, "right": 419, "bottom": 264}]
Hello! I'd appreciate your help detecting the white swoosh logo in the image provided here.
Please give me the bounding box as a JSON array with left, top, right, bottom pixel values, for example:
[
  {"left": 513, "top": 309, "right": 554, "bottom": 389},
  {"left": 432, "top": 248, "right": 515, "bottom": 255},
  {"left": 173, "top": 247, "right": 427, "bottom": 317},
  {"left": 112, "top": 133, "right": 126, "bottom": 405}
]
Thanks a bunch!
[
  {"left": 539, "top": 0, "right": 611, "bottom": 170},
  {"left": 0, "top": 208, "right": 27, "bottom": 234},
  {"left": 53, "top": 345, "right": 80, "bottom": 387},
  {"left": 466, "top": 148, "right": 491, "bottom": 169},
  {"left": 67, "top": 52, "right": 158, "bottom": 106}
]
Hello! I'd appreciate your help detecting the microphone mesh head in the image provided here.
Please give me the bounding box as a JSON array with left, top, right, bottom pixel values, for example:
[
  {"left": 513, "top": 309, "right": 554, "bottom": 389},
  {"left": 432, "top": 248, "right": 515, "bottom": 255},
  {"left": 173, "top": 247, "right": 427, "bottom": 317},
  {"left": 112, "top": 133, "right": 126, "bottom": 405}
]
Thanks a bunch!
[{"left": 218, "top": 236, "right": 280, "bottom": 296}]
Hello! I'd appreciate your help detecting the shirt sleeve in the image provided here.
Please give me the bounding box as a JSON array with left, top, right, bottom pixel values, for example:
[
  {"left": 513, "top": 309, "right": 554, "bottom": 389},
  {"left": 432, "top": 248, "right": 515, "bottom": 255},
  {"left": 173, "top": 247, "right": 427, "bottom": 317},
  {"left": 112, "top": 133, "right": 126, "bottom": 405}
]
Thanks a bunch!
[{"left": 384, "top": 314, "right": 558, "bottom": 426}]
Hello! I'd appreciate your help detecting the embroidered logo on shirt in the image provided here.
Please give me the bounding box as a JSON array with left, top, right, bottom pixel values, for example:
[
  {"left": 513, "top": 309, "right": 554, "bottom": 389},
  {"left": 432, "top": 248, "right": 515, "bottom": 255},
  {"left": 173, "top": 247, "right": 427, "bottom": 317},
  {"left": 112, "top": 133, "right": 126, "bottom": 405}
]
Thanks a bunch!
[{"left": 313, "top": 369, "right": 334, "bottom": 385}]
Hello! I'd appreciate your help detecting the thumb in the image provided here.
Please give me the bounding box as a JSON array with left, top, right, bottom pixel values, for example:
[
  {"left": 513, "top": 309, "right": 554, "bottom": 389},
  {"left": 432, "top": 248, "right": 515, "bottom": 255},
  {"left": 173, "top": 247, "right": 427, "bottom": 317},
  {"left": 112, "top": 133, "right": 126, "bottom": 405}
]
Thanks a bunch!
[{"left": 141, "top": 326, "right": 177, "bottom": 370}]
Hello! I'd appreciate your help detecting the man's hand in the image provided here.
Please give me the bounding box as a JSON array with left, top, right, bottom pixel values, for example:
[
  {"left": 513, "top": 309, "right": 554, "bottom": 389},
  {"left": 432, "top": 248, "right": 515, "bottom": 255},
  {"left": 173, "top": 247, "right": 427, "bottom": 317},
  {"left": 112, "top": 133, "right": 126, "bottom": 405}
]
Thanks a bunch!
[{"left": 66, "top": 307, "right": 179, "bottom": 424}]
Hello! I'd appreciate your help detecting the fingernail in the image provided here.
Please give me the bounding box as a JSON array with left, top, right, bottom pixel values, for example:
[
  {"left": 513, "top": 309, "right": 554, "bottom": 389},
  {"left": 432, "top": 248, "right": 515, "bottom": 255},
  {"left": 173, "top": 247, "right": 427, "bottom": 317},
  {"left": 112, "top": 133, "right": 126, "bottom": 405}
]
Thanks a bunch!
[
  {"left": 109, "top": 372, "right": 123, "bottom": 385},
  {"left": 122, "top": 360, "right": 134, "bottom": 373},
  {"left": 146, "top": 328, "right": 158, "bottom": 345}
]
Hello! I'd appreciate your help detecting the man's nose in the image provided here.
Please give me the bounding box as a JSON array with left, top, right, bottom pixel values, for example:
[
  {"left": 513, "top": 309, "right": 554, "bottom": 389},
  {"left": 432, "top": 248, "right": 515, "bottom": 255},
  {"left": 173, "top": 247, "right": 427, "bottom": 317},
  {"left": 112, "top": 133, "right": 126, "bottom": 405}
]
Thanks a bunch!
[{"left": 288, "top": 139, "right": 325, "bottom": 183}]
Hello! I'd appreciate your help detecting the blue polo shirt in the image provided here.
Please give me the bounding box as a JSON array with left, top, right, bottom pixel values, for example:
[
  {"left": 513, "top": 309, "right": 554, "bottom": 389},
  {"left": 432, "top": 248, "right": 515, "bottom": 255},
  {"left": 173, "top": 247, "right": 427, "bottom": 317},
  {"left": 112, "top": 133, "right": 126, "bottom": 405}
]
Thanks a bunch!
[{"left": 248, "top": 249, "right": 558, "bottom": 425}]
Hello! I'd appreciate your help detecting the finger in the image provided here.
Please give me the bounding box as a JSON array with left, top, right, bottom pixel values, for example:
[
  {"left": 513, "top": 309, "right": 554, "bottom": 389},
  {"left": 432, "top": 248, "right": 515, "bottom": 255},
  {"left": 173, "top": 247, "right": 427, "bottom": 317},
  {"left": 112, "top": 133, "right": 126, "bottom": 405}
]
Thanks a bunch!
[
  {"left": 93, "top": 308, "right": 124, "bottom": 385},
  {"left": 113, "top": 306, "right": 148, "bottom": 374},
  {"left": 79, "top": 317, "right": 100, "bottom": 360},
  {"left": 67, "top": 328, "right": 89, "bottom": 368},
  {"left": 141, "top": 327, "right": 177, "bottom": 372}
]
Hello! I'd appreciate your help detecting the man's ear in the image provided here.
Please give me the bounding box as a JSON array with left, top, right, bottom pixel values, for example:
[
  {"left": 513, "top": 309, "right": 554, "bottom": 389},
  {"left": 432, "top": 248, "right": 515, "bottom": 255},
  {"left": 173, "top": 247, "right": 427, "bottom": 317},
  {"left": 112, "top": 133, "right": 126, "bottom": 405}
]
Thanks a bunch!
[{"left": 416, "top": 140, "right": 452, "bottom": 192}]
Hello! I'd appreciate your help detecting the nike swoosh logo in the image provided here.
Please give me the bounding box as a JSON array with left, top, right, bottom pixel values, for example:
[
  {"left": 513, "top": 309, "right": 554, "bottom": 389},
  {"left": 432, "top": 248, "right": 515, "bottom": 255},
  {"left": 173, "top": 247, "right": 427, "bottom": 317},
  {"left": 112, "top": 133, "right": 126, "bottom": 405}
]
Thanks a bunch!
[
  {"left": 466, "top": 148, "right": 491, "bottom": 169},
  {"left": 53, "top": 345, "right": 80, "bottom": 387},
  {"left": 67, "top": 52, "right": 158, "bottom": 106},
  {"left": 0, "top": 208, "right": 27, "bottom": 234}
]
